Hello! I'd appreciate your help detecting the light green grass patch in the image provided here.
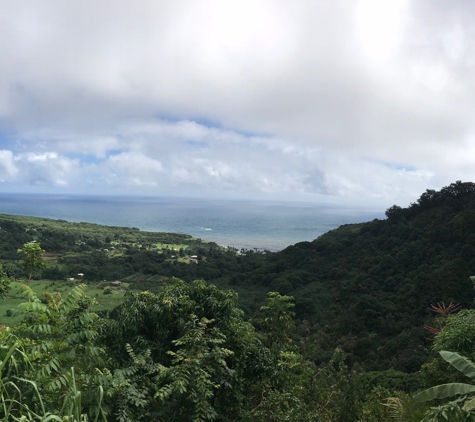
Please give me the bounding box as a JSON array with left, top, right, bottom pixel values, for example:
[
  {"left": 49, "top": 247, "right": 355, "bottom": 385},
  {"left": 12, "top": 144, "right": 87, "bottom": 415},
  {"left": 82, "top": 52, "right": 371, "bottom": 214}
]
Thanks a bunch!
[
  {"left": 154, "top": 243, "right": 189, "bottom": 250},
  {"left": 0, "top": 279, "right": 127, "bottom": 325}
]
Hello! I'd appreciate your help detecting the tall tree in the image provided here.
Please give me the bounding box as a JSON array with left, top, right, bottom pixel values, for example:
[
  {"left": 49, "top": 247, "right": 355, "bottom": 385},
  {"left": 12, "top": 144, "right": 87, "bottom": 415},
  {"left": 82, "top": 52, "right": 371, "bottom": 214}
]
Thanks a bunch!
[
  {"left": 0, "top": 264, "right": 11, "bottom": 297},
  {"left": 17, "top": 242, "right": 46, "bottom": 281},
  {"left": 104, "top": 279, "right": 268, "bottom": 421}
]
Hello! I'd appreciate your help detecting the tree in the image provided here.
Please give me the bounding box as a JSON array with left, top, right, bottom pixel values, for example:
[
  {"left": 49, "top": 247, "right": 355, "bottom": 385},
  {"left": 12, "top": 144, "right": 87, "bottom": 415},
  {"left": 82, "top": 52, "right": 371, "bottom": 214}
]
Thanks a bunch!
[
  {"left": 0, "top": 264, "right": 11, "bottom": 298},
  {"left": 104, "top": 279, "right": 267, "bottom": 421},
  {"left": 414, "top": 351, "right": 475, "bottom": 418},
  {"left": 13, "top": 283, "right": 107, "bottom": 420},
  {"left": 258, "top": 292, "right": 296, "bottom": 351},
  {"left": 17, "top": 242, "right": 46, "bottom": 281}
]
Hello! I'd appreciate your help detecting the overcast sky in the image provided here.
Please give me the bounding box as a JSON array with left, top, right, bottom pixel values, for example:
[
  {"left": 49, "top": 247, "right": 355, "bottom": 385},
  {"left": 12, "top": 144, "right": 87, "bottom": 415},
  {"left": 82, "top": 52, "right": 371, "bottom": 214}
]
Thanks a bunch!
[{"left": 0, "top": 0, "right": 473, "bottom": 208}]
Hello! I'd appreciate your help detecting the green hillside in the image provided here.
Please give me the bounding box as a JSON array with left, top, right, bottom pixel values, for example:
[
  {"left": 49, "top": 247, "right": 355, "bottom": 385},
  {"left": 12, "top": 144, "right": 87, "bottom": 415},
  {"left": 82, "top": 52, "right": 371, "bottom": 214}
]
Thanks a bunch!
[
  {"left": 1, "top": 181, "right": 475, "bottom": 420},
  {"left": 209, "top": 181, "right": 475, "bottom": 371},
  {"left": 1, "top": 181, "right": 475, "bottom": 373}
]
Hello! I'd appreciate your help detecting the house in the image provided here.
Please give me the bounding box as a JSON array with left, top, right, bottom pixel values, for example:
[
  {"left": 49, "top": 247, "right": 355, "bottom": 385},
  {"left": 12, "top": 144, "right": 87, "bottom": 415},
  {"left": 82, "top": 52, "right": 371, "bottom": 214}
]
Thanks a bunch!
[
  {"left": 189, "top": 258, "right": 198, "bottom": 264},
  {"left": 77, "top": 273, "right": 84, "bottom": 277},
  {"left": 111, "top": 281, "right": 121, "bottom": 287},
  {"left": 67, "top": 277, "right": 75, "bottom": 281},
  {"left": 190, "top": 255, "right": 198, "bottom": 259}
]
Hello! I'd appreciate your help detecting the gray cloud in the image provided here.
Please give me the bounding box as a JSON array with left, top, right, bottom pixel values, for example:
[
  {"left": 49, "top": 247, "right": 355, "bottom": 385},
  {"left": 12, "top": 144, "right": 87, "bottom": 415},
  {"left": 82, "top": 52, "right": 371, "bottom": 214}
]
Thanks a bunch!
[{"left": 0, "top": 0, "right": 474, "bottom": 206}]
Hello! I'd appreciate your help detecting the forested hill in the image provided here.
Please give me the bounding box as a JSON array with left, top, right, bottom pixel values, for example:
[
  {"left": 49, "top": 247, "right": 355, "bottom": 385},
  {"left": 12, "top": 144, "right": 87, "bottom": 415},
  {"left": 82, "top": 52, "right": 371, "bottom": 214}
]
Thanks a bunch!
[
  {"left": 1, "top": 181, "right": 475, "bottom": 373},
  {"left": 218, "top": 181, "right": 475, "bottom": 371}
]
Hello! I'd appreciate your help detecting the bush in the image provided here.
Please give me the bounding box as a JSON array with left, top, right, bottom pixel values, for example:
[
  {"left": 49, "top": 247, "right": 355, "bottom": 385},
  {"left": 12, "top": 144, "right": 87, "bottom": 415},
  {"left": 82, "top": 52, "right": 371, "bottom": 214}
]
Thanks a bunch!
[
  {"left": 103, "top": 286, "right": 112, "bottom": 295},
  {"left": 6, "top": 309, "right": 14, "bottom": 317}
]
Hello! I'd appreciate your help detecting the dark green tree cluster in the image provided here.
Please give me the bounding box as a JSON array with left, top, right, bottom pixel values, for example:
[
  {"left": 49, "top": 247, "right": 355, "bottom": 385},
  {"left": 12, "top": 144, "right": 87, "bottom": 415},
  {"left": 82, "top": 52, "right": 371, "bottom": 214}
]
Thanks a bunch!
[
  {"left": 3, "top": 180, "right": 475, "bottom": 419},
  {"left": 1, "top": 280, "right": 400, "bottom": 421},
  {"left": 9, "top": 277, "right": 475, "bottom": 421},
  {"left": 3, "top": 182, "right": 475, "bottom": 372}
]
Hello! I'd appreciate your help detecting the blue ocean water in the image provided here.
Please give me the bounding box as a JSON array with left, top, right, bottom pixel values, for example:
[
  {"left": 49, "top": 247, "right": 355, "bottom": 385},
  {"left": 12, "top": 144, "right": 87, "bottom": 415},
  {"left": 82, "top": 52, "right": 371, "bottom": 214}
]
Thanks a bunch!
[{"left": 0, "top": 194, "right": 384, "bottom": 251}]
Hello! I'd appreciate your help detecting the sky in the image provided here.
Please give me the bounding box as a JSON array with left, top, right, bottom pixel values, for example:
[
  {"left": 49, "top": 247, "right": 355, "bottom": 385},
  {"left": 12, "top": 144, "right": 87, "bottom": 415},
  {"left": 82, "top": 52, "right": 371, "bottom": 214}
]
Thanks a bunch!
[{"left": 0, "top": 0, "right": 474, "bottom": 209}]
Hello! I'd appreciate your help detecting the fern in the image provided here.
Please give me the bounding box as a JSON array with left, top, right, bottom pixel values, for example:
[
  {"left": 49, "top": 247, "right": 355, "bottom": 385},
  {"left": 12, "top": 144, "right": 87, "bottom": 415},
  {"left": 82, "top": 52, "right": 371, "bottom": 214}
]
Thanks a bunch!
[{"left": 6, "top": 285, "right": 109, "bottom": 420}]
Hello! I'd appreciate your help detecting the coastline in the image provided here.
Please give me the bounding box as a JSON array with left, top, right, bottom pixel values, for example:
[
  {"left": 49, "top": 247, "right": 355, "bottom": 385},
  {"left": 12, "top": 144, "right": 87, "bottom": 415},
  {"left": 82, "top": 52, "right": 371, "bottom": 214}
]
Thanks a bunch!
[{"left": 0, "top": 193, "right": 384, "bottom": 252}]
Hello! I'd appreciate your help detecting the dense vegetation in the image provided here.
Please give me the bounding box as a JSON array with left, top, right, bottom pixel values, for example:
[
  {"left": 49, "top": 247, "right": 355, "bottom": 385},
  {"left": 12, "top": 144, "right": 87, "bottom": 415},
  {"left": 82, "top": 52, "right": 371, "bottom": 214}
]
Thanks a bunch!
[{"left": 1, "top": 180, "right": 475, "bottom": 420}]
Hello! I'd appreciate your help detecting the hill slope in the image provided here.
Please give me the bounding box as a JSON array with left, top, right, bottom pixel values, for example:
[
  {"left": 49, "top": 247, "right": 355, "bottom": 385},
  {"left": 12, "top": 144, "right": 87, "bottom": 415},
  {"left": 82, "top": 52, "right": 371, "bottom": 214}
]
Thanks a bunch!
[
  {"left": 1, "top": 181, "right": 475, "bottom": 372},
  {"left": 209, "top": 181, "right": 475, "bottom": 371}
]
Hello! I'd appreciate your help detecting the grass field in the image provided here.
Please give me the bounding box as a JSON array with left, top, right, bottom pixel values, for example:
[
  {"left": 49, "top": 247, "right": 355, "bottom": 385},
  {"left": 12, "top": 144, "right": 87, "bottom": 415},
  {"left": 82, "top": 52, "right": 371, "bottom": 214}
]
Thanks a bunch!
[
  {"left": 154, "top": 243, "right": 189, "bottom": 250},
  {"left": 0, "top": 279, "right": 127, "bottom": 325},
  {"left": 109, "top": 241, "right": 189, "bottom": 251}
]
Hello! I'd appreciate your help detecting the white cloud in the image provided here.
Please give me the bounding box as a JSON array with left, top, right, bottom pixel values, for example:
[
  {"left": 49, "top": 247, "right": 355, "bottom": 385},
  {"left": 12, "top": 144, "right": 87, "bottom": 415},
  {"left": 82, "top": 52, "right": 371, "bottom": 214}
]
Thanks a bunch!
[
  {"left": 106, "top": 151, "right": 163, "bottom": 187},
  {"left": 0, "top": 120, "right": 444, "bottom": 205},
  {"left": 0, "top": 1, "right": 474, "bottom": 206},
  {"left": 0, "top": 150, "right": 18, "bottom": 181},
  {"left": 15, "top": 152, "right": 79, "bottom": 187}
]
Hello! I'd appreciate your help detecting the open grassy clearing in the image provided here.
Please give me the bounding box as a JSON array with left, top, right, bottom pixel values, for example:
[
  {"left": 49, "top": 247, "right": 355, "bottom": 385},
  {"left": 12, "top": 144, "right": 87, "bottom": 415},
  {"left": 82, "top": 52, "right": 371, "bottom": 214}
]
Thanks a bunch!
[
  {"left": 154, "top": 243, "right": 189, "bottom": 250},
  {"left": 0, "top": 279, "right": 127, "bottom": 325},
  {"left": 108, "top": 242, "right": 189, "bottom": 252}
]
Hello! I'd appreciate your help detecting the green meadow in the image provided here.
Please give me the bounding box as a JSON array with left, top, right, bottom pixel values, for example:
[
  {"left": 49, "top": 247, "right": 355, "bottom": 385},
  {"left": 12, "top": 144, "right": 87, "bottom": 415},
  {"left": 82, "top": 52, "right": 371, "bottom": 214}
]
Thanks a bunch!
[{"left": 0, "top": 279, "right": 127, "bottom": 325}]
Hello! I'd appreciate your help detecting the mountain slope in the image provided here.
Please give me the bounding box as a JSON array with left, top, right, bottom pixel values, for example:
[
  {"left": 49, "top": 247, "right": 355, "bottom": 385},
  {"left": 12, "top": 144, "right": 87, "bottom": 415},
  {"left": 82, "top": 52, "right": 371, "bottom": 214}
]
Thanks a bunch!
[
  {"left": 213, "top": 181, "right": 475, "bottom": 371},
  {"left": 1, "top": 181, "right": 475, "bottom": 372}
]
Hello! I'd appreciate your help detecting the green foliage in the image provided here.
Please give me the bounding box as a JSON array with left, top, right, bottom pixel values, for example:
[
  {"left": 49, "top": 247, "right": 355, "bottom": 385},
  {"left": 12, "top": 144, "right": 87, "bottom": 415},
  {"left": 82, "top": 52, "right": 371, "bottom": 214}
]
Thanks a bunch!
[
  {"left": 155, "top": 316, "right": 235, "bottom": 421},
  {"left": 362, "top": 387, "right": 424, "bottom": 422},
  {"left": 246, "top": 350, "right": 321, "bottom": 422},
  {"left": 432, "top": 310, "right": 475, "bottom": 358},
  {"left": 0, "top": 264, "right": 12, "bottom": 298},
  {"left": 5, "top": 183, "right": 475, "bottom": 418},
  {"left": 104, "top": 279, "right": 266, "bottom": 421},
  {"left": 384, "top": 391, "right": 425, "bottom": 422},
  {"left": 0, "top": 326, "right": 106, "bottom": 421},
  {"left": 207, "top": 181, "right": 475, "bottom": 371},
  {"left": 421, "top": 399, "right": 475, "bottom": 422},
  {"left": 4, "top": 182, "right": 475, "bottom": 371},
  {"left": 416, "top": 383, "right": 475, "bottom": 402},
  {"left": 246, "top": 346, "right": 368, "bottom": 422},
  {"left": 10, "top": 283, "right": 108, "bottom": 420},
  {"left": 0, "top": 278, "right": 435, "bottom": 420},
  {"left": 258, "top": 292, "right": 295, "bottom": 350},
  {"left": 415, "top": 351, "right": 475, "bottom": 419},
  {"left": 17, "top": 242, "right": 46, "bottom": 281},
  {"left": 360, "top": 369, "right": 421, "bottom": 394},
  {"left": 106, "top": 345, "right": 163, "bottom": 422},
  {"left": 360, "top": 387, "right": 394, "bottom": 422}
]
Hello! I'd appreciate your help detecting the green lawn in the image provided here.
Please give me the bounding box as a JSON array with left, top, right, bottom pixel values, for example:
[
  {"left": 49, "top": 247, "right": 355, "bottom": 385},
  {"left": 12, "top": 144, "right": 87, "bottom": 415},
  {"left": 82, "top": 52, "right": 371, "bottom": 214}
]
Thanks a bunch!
[
  {"left": 154, "top": 243, "right": 189, "bottom": 250},
  {"left": 107, "top": 241, "right": 189, "bottom": 252},
  {"left": 0, "top": 279, "right": 127, "bottom": 325}
]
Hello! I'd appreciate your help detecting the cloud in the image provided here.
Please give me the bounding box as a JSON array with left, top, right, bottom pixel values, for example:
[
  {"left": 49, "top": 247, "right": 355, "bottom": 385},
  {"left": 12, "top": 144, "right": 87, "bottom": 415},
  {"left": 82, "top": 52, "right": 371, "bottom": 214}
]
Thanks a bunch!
[
  {"left": 0, "top": 150, "right": 18, "bottom": 181},
  {"left": 106, "top": 151, "right": 163, "bottom": 186},
  {"left": 18, "top": 152, "right": 79, "bottom": 186},
  {"left": 0, "top": 119, "right": 443, "bottom": 205},
  {"left": 0, "top": 1, "right": 474, "bottom": 206}
]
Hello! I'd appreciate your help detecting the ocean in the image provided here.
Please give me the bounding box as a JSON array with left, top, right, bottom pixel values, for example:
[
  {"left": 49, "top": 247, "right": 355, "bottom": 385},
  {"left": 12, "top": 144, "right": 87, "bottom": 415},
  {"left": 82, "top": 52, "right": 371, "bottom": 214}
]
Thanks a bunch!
[{"left": 0, "top": 193, "right": 384, "bottom": 251}]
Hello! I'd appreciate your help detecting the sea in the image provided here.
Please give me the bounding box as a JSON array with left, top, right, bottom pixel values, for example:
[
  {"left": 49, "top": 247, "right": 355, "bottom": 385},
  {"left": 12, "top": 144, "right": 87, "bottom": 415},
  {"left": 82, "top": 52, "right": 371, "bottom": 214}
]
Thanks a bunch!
[{"left": 0, "top": 193, "right": 384, "bottom": 252}]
